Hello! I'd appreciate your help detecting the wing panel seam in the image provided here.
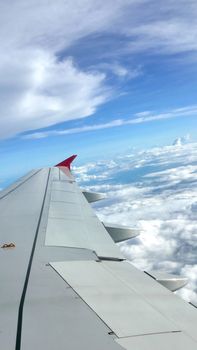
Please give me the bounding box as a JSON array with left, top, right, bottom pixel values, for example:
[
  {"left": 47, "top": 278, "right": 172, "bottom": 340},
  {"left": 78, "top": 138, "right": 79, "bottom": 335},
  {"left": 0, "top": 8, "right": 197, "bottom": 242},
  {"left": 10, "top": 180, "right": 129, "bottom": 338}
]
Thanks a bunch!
[{"left": 15, "top": 169, "right": 51, "bottom": 350}]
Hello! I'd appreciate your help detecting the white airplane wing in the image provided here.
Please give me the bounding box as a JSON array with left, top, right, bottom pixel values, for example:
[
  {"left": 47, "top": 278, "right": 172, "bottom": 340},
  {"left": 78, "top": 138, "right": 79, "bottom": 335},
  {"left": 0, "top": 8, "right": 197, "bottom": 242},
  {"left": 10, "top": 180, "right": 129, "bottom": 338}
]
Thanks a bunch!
[{"left": 1, "top": 155, "right": 197, "bottom": 350}]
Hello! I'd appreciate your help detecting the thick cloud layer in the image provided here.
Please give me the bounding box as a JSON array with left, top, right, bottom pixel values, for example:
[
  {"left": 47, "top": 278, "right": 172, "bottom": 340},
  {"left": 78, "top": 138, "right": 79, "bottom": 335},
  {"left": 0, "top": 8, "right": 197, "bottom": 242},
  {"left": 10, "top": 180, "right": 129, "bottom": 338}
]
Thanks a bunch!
[{"left": 74, "top": 141, "right": 197, "bottom": 304}]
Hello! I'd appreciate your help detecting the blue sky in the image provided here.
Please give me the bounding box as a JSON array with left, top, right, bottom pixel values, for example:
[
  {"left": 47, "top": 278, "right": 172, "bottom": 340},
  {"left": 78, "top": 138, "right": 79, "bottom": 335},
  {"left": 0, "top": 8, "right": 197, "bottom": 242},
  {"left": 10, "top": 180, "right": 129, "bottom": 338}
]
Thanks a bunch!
[{"left": 1, "top": 0, "right": 197, "bottom": 186}]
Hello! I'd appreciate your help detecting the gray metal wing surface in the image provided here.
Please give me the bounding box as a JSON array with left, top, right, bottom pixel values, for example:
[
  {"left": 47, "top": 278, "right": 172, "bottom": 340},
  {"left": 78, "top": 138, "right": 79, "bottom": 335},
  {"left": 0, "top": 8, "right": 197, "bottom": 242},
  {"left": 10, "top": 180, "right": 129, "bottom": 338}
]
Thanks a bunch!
[{"left": 0, "top": 157, "right": 197, "bottom": 350}]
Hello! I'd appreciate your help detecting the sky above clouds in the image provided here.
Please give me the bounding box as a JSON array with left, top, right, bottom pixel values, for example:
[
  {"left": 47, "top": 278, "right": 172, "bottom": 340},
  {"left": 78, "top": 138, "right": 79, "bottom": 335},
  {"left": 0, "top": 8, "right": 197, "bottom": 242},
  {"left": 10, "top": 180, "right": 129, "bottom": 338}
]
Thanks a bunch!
[{"left": 0, "top": 0, "right": 197, "bottom": 165}]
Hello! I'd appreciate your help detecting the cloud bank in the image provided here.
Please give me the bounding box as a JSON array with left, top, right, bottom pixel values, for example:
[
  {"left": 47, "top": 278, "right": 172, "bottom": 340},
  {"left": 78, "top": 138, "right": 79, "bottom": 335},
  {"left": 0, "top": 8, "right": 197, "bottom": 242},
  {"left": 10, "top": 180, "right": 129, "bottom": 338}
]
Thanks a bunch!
[{"left": 75, "top": 141, "right": 197, "bottom": 305}]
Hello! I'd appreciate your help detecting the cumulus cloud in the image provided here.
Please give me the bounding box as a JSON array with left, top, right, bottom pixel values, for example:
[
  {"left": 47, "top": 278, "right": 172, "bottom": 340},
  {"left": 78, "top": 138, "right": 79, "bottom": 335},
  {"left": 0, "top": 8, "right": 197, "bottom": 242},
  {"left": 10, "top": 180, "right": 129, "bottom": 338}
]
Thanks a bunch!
[{"left": 75, "top": 142, "right": 197, "bottom": 304}]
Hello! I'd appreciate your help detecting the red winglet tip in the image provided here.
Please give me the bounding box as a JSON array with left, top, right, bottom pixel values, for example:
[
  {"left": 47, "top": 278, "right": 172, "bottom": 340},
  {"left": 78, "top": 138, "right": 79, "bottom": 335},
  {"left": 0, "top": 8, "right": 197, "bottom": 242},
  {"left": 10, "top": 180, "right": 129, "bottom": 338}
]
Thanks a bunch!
[{"left": 55, "top": 154, "right": 77, "bottom": 170}]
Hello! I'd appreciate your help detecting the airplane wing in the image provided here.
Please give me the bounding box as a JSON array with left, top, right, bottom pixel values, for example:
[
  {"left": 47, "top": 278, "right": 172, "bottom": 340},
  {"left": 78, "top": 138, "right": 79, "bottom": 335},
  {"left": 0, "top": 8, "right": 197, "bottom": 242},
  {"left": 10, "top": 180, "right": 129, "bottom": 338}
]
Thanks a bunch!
[{"left": 1, "top": 155, "right": 197, "bottom": 350}]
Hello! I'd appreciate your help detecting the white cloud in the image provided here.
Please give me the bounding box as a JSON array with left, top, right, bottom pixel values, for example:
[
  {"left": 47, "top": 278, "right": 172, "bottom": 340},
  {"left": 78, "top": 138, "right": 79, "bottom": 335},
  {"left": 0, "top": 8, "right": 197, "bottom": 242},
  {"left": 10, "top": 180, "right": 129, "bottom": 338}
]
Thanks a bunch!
[
  {"left": 123, "top": 1, "right": 197, "bottom": 54},
  {"left": 1, "top": 1, "right": 197, "bottom": 138},
  {"left": 2, "top": 1, "right": 197, "bottom": 56},
  {"left": 93, "top": 62, "right": 142, "bottom": 79},
  {"left": 144, "top": 165, "right": 197, "bottom": 185},
  {"left": 0, "top": 51, "right": 108, "bottom": 138},
  {"left": 75, "top": 142, "right": 197, "bottom": 304},
  {"left": 0, "top": 0, "right": 133, "bottom": 138},
  {"left": 176, "top": 264, "right": 197, "bottom": 303},
  {"left": 23, "top": 119, "right": 123, "bottom": 139},
  {"left": 0, "top": 1, "right": 134, "bottom": 52},
  {"left": 23, "top": 104, "right": 197, "bottom": 139}
]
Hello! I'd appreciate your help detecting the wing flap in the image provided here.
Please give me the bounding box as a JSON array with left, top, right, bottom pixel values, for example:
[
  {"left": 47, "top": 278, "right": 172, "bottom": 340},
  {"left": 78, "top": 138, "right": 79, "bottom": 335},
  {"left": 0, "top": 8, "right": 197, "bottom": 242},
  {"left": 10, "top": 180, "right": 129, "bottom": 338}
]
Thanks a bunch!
[
  {"left": 116, "top": 332, "right": 197, "bottom": 350},
  {"left": 50, "top": 260, "right": 179, "bottom": 338}
]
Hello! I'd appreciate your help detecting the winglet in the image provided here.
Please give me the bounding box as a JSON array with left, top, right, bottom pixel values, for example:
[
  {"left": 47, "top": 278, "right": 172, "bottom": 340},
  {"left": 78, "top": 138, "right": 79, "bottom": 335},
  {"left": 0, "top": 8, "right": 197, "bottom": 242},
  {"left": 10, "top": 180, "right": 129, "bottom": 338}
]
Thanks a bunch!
[{"left": 55, "top": 155, "right": 77, "bottom": 170}]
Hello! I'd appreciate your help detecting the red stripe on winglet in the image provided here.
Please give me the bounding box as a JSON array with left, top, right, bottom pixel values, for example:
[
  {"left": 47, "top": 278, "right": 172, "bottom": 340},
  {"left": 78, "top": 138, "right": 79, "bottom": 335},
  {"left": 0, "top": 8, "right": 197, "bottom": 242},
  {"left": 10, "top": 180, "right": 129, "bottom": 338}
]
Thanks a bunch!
[{"left": 55, "top": 155, "right": 77, "bottom": 170}]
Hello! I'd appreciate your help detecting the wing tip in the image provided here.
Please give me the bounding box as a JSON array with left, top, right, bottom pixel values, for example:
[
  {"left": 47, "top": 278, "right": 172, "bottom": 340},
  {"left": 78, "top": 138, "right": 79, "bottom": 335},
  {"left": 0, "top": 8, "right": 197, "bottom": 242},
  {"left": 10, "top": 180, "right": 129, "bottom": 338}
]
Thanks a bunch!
[{"left": 55, "top": 154, "right": 77, "bottom": 170}]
